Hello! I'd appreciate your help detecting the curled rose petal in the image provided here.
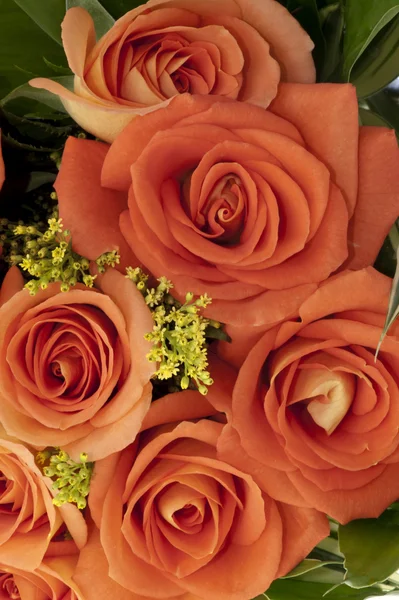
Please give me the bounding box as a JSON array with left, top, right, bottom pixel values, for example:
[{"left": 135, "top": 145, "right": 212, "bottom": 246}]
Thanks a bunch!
[
  {"left": 230, "top": 268, "right": 399, "bottom": 523},
  {"left": 0, "top": 268, "right": 155, "bottom": 461},
  {"left": 29, "top": 0, "right": 315, "bottom": 142}
]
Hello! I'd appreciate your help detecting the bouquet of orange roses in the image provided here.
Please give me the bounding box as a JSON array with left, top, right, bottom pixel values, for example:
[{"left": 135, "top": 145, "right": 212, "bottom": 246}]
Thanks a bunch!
[{"left": 0, "top": 0, "right": 399, "bottom": 598}]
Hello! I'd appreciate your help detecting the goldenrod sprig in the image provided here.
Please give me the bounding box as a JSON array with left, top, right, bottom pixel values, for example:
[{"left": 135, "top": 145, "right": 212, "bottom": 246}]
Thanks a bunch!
[
  {"left": 37, "top": 448, "right": 94, "bottom": 510},
  {"left": 126, "top": 267, "right": 214, "bottom": 395},
  {"left": 11, "top": 214, "right": 120, "bottom": 295}
]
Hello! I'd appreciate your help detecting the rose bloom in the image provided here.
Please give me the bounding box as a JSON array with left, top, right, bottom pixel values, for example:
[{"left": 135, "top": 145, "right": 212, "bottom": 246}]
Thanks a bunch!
[
  {"left": 227, "top": 268, "right": 399, "bottom": 524},
  {"left": 0, "top": 435, "right": 86, "bottom": 572},
  {"left": 30, "top": 0, "right": 315, "bottom": 142},
  {"left": 55, "top": 89, "right": 399, "bottom": 328},
  {"left": 0, "top": 266, "right": 155, "bottom": 461},
  {"left": 0, "top": 540, "right": 83, "bottom": 600},
  {"left": 88, "top": 368, "right": 328, "bottom": 600}
]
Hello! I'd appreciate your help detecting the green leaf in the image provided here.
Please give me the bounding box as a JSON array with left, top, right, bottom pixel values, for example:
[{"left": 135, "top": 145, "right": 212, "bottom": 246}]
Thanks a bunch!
[
  {"left": 0, "top": 0, "right": 68, "bottom": 99},
  {"left": 343, "top": 1, "right": 399, "bottom": 82},
  {"left": 1, "top": 77, "right": 74, "bottom": 114},
  {"left": 3, "top": 109, "right": 73, "bottom": 147},
  {"left": 99, "top": 0, "right": 144, "bottom": 19},
  {"left": 26, "top": 171, "right": 56, "bottom": 192},
  {"left": 359, "top": 106, "right": 393, "bottom": 129},
  {"left": 367, "top": 89, "right": 399, "bottom": 133},
  {"left": 42, "top": 58, "right": 72, "bottom": 76},
  {"left": 66, "top": 0, "right": 114, "bottom": 39},
  {"left": 376, "top": 228, "right": 399, "bottom": 355},
  {"left": 11, "top": 0, "right": 65, "bottom": 44},
  {"left": 339, "top": 511, "right": 399, "bottom": 589},
  {"left": 350, "top": 16, "right": 399, "bottom": 98},
  {"left": 373, "top": 229, "right": 398, "bottom": 279},
  {"left": 318, "top": 3, "right": 344, "bottom": 82},
  {"left": 205, "top": 325, "right": 232, "bottom": 343},
  {"left": 282, "top": 560, "right": 339, "bottom": 579},
  {"left": 2, "top": 131, "right": 59, "bottom": 153},
  {"left": 264, "top": 579, "right": 386, "bottom": 600}
]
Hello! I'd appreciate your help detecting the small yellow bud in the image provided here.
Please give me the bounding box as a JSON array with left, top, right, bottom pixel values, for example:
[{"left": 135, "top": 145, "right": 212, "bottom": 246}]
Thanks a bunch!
[
  {"left": 83, "top": 274, "right": 96, "bottom": 288},
  {"left": 181, "top": 376, "right": 190, "bottom": 389}
]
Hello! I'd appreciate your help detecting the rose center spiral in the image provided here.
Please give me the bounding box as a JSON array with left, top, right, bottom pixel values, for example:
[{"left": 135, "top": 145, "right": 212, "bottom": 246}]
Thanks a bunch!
[
  {"left": 117, "top": 33, "right": 217, "bottom": 103},
  {"left": 289, "top": 359, "right": 356, "bottom": 435},
  {"left": 1, "top": 575, "right": 20, "bottom": 600},
  {"left": 184, "top": 171, "right": 246, "bottom": 245}
]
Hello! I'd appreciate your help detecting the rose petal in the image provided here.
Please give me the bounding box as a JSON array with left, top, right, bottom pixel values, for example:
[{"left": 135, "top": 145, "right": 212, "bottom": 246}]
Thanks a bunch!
[
  {"left": 55, "top": 136, "right": 135, "bottom": 268},
  {"left": 345, "top": 127, "right": 399, "bottom": 269},
  {"left": 288, "top": 462, "right": 399, "bottom": 523},
  {"left": 270, "top": 83, "right": 359, "bottom": 215},
  {"left": 0, "top": 267, "right": 24, "bottom": 308},
  {"left": 233, "top": 0, "right": 315, "bottom": 83},
  {"left": 29, "top": 78, "right": 160, "bottom": 143},
  {"left": 61, "top": 7, "right": 96, "bottom": 78}
]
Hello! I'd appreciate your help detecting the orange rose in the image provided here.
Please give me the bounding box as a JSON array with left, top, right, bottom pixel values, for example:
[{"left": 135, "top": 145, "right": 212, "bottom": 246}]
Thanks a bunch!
[
  {"left": 55, "top": 89, "right": 399, "bottom": 328},
  {"left": 88, "top": 383, "right": 328, "bottom": 600},
  {"left": 0, "top": 540, "right": 83, "bottom": 599},
  {"left": 0, "top": 435, "right": 86, "bottom": 571},
  {"left": 30, "top": 0, "right": 315, "bottom": 142},
  {"left": 0, "top": 266, "right": 155, "bottom": 461},
  {"left": 228, "top": 268, "right": 399, "bottom": 523}
]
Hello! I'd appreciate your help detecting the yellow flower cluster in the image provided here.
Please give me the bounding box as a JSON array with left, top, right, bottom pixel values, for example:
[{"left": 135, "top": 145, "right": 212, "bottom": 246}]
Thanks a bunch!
[
  {"left": 36, "top": 448, "right": 94, "bottom": 510},
  {"left": 13, "top": 216, "right": 120, "bottom": 295},
  {"left": 126, "top": 267, "right": 215, "bottom": 395}
]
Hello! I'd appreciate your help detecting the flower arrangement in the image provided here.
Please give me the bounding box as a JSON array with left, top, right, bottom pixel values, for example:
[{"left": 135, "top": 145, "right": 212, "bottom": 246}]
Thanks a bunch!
[{"left": 0, "top": 0, "right": 399, "bottom": 599}]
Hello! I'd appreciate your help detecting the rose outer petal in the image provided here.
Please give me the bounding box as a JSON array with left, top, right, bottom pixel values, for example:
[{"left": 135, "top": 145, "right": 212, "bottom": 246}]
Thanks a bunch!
[
  {"left": 345, "top": 127, "right": 399, "bottom": 270},
  {"left": 55, "top": 137, "right": 136, "bottom": 268},
  {"left": 0, "top": 267, "right": 24, "bottom": 308},
  {"left": 61, "top": 7, "right": 96, "bottom": 78},
  {"left": 270, "top": 83, "right": 359, "bottom": 216},
  {"left": 233, "top": 0, "right": 315, "bottom": 83}
]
